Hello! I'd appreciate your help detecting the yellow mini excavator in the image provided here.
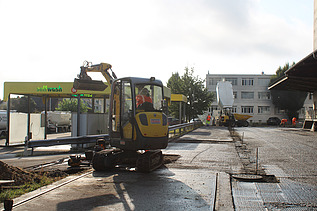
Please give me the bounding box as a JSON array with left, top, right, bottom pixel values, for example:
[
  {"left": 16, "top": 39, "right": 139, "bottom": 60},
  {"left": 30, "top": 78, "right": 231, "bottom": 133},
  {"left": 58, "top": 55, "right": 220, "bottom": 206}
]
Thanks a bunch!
[{"left": 73, "top": 61, "right": 168, "bottom": 172}]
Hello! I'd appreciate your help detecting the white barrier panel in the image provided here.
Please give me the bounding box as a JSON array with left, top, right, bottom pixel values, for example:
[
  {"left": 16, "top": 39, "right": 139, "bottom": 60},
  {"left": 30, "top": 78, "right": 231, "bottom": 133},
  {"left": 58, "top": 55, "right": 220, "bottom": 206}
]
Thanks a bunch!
[{"left": 9, "top": 113, "right": 45, "bottom": 144}]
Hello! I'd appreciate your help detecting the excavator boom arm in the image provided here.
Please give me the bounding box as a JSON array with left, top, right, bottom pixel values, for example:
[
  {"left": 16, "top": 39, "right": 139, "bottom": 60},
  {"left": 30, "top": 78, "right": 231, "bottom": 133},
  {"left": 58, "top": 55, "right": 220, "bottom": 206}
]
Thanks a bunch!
[
  {"left": 81, "top": 63, "right": 116, "bottom": 85},
  {"left": 73, "top": 62, "right": 117, "bottom": 91}
]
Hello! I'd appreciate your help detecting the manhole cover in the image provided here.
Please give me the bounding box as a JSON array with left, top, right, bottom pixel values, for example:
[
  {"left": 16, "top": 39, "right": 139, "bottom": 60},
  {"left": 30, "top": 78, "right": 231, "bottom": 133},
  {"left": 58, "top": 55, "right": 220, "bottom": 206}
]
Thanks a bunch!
[{"left": 232, "top": 174, "right": 263, "bottom": 181}]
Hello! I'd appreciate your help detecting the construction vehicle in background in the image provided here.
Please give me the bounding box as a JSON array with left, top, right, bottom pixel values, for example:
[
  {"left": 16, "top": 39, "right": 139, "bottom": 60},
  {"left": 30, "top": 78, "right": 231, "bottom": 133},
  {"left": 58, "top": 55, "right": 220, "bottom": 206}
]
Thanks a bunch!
[
  {"left": 233, "top": 113, "right": 252, "bottom": 127},
  {"left": 72, "top": 61, "right": 168, "bottom": 172},
  {"left": 42, "top": 111, "right": 71, "bottom": 133},
  {"left": 215, "top": 81, "right": 235, "bottom": 127},
  {"left": 215, "top": 81, "right": 251, "bottom": 127}
]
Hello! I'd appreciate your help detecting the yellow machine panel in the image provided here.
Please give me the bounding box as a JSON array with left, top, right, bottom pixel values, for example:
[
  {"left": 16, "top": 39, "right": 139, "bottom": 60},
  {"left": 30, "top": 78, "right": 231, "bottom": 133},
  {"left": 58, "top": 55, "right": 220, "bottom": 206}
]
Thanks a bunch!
[{"left": 136, "top": 112, "right": 168, "bottom": 138}]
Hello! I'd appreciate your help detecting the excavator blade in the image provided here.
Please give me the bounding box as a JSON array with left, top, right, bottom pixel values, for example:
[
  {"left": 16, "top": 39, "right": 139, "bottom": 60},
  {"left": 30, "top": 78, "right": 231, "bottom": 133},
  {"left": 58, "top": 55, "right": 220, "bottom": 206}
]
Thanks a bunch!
[{"left": 73, "top": 78, "right": 107, "bottom": 91}]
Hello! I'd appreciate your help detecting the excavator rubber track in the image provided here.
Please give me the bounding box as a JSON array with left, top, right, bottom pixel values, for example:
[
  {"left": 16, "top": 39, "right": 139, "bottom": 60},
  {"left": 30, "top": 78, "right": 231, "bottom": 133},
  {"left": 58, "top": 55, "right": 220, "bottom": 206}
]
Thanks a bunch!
[
  {"left": 92, "top": 149, "right": 119, "bottom": 171},
  {"left": 136, "top": 150, "right": 164, "bottom": 173},
  {"left": 92, "top": 149, "right": 163, "bottom": 172}
]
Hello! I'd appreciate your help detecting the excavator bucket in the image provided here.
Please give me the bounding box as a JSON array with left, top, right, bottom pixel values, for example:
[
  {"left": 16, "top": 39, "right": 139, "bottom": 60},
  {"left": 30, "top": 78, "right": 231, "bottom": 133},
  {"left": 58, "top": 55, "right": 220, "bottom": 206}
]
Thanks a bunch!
[{"left": 73, "top": 78, "right": 108, "bottom": 91}]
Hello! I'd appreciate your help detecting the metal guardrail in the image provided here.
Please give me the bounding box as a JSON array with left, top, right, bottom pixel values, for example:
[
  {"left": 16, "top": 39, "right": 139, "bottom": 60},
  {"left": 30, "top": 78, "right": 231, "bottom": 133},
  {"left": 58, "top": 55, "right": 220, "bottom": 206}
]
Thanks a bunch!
[
  {"left": 26, "top": 122, "right": 202, "bottom": 152},
  {"left": 168, "top": 122, "right": 203, "bottom": 138},
  {"left": 27, "top": 134, "right": 110, "bottom": 154}
]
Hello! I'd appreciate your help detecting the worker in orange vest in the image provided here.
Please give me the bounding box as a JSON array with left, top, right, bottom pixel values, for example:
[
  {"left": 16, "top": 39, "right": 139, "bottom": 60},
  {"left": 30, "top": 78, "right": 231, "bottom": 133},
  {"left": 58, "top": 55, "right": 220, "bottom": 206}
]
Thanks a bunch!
[
  {"left": 136, "top": 88, "right": 152, "bottom": 107},
  {"left": 280, "top": 119, "right": 287, "bottom": 127},
  {"left": 292, "top": 117, "right": 297, "bottom": 127},
  {"left": 206, "top": 114, "right": 211, "bottom": 126}
]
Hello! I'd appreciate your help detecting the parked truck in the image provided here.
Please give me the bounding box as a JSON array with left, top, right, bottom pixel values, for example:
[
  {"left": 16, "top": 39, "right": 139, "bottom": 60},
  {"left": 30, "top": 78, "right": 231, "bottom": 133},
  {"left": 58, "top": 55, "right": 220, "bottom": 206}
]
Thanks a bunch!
[{"left": 42, "top": 111, "right": 71, "bottom": 133}]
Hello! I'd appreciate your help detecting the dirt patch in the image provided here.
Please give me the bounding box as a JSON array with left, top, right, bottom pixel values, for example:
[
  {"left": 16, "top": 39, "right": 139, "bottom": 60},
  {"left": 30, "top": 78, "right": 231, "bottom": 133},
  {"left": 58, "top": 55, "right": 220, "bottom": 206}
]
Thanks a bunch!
[
  {"left": 0, "top": 161, "right": 72, "bottom": 187},
  {"left": 0, "top": 161, "right": 43, "bottom": 186},
  {"left": 230, "top": 129, "right": 266, "bottom": 176},
  {"left": 43, "top": 169, "right": 69, "bottom": 178},
  {"left": 163, "top": 154, "right": 181, "bottom": 164}
]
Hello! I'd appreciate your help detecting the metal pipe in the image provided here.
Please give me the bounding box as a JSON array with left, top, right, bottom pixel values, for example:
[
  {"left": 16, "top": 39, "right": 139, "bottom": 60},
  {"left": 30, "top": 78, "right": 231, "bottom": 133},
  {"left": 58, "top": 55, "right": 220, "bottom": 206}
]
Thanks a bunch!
[
  {"left": 92, "top": 95, "right": 95, "bottom": 113},
  {"left": 5, "top": 94, "right": 10, "bottom": 146},
  {"left": 77, "top": 96, "right": 81, "bottom": 136},
  {"left": 255, "top": 147, "right": 259, "bottom": 174},
  {"left": 103, "top": 95, "right": 106, "bottom": 113},
  {"left": 179, "top": 102, "right": 182, "bottom": 124},
  {"left": 27, "top": 95, "right": 31, "bottom": 141},
  {"left": 44, "top": 95, "right": 47, "bottom": 139}
]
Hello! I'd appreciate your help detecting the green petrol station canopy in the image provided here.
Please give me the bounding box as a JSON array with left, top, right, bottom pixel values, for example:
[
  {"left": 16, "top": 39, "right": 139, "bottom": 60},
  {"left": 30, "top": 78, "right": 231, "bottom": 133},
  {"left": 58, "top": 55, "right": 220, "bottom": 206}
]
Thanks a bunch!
[{"left": 3, "top": 82, "right": 111, "bottom": 101}]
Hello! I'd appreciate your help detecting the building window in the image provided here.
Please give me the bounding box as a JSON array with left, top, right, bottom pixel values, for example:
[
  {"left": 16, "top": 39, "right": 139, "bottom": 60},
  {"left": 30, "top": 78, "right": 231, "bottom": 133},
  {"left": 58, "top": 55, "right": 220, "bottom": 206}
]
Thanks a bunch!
[
  {"left": 277, "top": 108, "right": 286, "bottom": 114},
  {"left": 225, "top": 78, "right": 237, "bottom": 86},
  {"left": 299, "top": 107, "right": 305, "bottom": 115},
  {"left": 210, "top": 77, "right": 221, "bottom": 85},
  {"left": 210, "top": 105, "right": 219, "bottom": 111},
  {"left": 232, "top": 106, "right": 237, "bottom": 113},
  {"left": 309, "top": 93, "right": 313, "bottom": 100},
  {"left": 241, "top": 92, "right": 254, "bottom": 99},
  {"left": 258, "top": 106, "right": 270, "bottom": 114},
  {"left": 241, "top": 106, "right": 253, "bottom": 113},
  {"left": 258, "top": 92, "right": 271, "bottom": 100},
  {"left": 233, "top": 91, "right": 237, "bottom": 99},
  {"left": 258, "top": 78, "right": 270, "bottom": 86},
  {"left": 242, "top": 78, "right": 254, "bottom": 86}
]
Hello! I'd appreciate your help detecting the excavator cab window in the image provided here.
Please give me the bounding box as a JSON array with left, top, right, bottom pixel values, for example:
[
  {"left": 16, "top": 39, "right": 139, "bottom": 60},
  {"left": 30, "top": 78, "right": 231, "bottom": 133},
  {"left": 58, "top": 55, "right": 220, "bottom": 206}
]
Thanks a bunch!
[
  {"left": 121, "top": 81, "right": 133, "bottom": 139},
  {"left": 110, "top": 80, "right": 133, "bottom": 139},
  {"left": 135, "top": 84, "right": 163, "bottom": 112}
]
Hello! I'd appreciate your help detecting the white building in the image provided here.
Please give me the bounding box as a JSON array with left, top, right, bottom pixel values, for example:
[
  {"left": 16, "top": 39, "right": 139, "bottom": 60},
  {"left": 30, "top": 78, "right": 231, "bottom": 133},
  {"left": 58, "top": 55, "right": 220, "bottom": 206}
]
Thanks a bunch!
[{"left": 206, "top": 73, "right": 313, "bottom": 124}]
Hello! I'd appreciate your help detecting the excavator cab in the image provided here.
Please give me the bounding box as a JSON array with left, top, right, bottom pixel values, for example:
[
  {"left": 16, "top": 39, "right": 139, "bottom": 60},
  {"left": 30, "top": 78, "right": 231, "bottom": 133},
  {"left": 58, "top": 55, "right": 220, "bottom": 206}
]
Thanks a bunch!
[{"left": 109, "top": 77, "right": 168, "bottom": 151}]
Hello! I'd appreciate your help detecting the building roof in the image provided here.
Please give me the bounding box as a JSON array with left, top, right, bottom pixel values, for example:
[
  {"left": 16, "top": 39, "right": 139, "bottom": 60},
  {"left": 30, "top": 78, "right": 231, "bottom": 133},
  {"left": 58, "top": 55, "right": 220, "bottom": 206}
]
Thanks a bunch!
[{"left": 268, "top": 49, "right": 317, "bottom": 92}]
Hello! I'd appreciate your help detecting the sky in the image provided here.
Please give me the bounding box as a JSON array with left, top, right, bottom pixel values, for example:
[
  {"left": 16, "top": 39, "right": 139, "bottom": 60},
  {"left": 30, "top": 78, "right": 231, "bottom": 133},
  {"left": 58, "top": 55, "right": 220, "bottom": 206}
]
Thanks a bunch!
[{"left": 0, "top": 0, "right": 314, "bottom": 100}]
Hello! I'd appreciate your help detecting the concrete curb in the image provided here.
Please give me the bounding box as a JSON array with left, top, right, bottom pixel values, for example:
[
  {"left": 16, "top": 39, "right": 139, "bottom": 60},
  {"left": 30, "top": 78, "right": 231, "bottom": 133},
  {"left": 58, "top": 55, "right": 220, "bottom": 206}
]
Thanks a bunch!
[{"left": 215, "top": 172, "right": 234, "bottom": 211}]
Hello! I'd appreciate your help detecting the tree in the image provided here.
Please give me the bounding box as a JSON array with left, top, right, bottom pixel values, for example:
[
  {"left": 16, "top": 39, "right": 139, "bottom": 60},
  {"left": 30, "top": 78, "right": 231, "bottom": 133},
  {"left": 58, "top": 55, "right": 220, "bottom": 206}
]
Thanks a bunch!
[
  {"left": 10, "top": 96, "right": 37, "bottom": 113},
  {"left": 270, "top": 62, "right": 294, "bottom": 83},
  {"left": 167, "top": 67, "right": 214, "bottom": 121},
  {"left": 56, "top": 99, "right": 90, "bottom": 113},
  {"left": 269, "top": 62, "right": 307, "bottom": 119},
  {"left": 0, "top": 100, "right": 6, "bottom": 110}
]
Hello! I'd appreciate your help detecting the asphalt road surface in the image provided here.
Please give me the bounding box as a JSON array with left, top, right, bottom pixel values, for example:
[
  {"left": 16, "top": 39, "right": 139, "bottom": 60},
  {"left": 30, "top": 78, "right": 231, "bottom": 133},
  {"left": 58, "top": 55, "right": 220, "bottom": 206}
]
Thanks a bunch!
[
  {"left": 233, "top": 126, "right": 317, "bottom": 210},
  {"left": 234, "top": 127, "right": 317, "bottom": 186},
  {"left": 3, "top": 127, "right": 239, "bottom": 211},
  {"left": 1, "top": 126, "right": 316, "bottom": 210}
]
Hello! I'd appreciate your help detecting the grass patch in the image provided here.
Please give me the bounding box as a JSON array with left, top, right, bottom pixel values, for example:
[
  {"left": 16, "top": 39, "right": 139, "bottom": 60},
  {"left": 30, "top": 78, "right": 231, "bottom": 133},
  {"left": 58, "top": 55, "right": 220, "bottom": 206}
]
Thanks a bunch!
[{"left": 0, "top": 175, "right": 56, "bottom": 203}]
